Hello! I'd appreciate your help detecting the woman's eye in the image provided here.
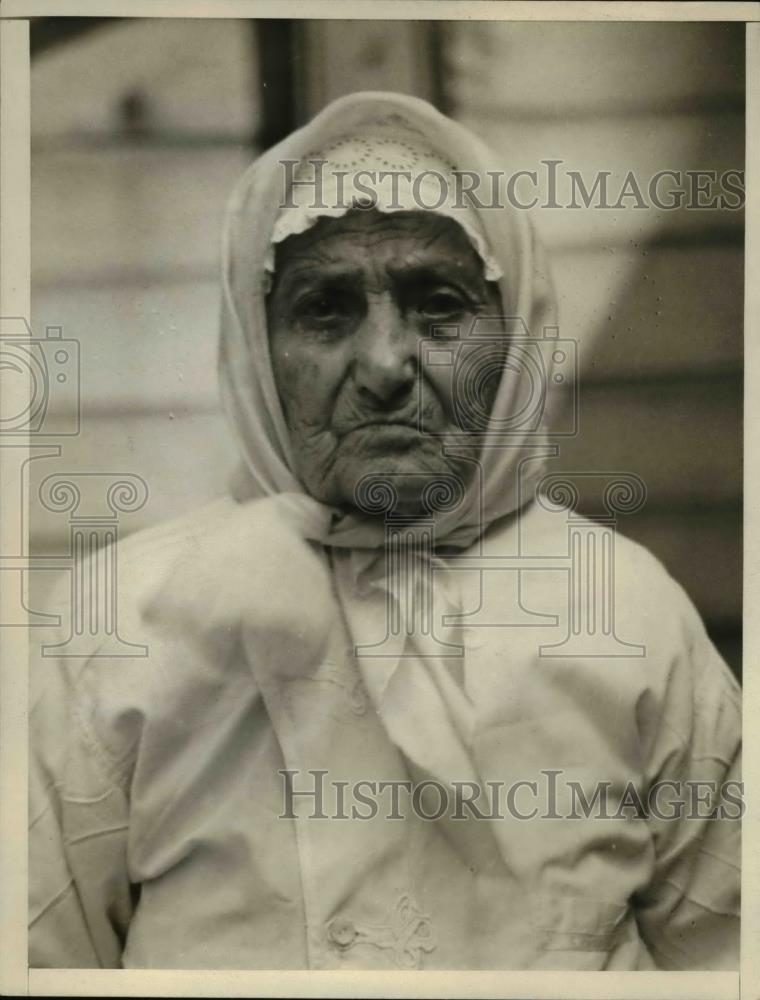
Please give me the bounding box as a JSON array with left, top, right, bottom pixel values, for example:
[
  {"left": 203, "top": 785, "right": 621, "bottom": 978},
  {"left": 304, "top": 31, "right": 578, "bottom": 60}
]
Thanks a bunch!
[
  {"left": 419, "top": 291, "right": 468, "bottom": 319},
  {"left": 296, "top": 292, "right": 355, "bottom": 327},
  {"left": 303, "top": 296, "right": 340, "bottom": 319}
]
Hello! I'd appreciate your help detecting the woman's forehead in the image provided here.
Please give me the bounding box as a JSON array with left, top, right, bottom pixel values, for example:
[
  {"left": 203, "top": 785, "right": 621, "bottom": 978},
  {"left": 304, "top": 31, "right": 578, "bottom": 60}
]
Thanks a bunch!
[{"left": 273, "top": 209, "right": 483, "bottom": 276}]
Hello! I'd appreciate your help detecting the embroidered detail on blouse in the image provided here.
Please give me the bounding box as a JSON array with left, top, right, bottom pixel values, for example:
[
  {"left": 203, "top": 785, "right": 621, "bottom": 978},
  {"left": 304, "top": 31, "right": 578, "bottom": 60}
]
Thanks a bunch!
[
  {"left": 315, "top": 662, "right": 368, "bottom": 716},
  {"left": 326, "top": 893, "right": 436, "bottom": 968},
  {"left": 286, "top": 661, "right": 368, "bottom": 716}
]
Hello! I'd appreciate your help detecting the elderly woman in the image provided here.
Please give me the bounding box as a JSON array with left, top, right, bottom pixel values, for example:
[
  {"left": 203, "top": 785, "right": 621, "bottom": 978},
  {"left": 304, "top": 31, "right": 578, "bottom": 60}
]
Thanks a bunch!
[{"left": 29, "top": 93, "right": 740, "bottom": 971}]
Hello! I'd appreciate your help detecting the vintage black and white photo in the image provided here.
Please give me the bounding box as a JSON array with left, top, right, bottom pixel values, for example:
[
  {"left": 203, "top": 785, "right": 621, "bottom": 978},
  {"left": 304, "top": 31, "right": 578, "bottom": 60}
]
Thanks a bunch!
[{"left": 0, "top": 5, "right": 749, "bottom": 988}]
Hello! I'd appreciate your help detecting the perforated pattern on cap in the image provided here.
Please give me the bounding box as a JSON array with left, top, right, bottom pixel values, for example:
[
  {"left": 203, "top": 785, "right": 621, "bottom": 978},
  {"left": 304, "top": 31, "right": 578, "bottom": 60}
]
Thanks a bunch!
[{"left": 265, "top": 121, "right": 503, "bottom": 285}]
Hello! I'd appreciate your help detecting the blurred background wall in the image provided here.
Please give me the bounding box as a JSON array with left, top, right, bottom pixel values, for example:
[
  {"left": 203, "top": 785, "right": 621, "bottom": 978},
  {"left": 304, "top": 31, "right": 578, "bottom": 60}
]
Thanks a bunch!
[{"left": 28, "top": 17, "right": 743, "bottom": 675}]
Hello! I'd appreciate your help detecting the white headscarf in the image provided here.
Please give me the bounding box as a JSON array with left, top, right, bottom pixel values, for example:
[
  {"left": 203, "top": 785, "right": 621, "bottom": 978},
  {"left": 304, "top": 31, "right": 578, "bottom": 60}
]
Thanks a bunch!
[{"left": 218, "top": 91, "right": 560, "bottom": 552}]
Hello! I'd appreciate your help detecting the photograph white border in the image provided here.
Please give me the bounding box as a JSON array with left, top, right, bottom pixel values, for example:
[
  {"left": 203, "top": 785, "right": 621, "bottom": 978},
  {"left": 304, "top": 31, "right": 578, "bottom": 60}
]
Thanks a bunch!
[{"left": 1, "top": 3, "right": 756, "bottom": 998}]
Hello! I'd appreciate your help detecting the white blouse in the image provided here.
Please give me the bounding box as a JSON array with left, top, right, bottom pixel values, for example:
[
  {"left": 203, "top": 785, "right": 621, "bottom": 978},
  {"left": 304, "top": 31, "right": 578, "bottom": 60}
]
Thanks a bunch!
[{"left": 29, "top": 496, "right": 741, "bottom": 970}]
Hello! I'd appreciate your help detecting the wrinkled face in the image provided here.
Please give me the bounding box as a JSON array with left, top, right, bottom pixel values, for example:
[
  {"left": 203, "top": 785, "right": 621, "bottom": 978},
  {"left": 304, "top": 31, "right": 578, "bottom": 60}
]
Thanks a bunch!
[{"left": 266, "top": 209, "right": 504, "bottom": 514}]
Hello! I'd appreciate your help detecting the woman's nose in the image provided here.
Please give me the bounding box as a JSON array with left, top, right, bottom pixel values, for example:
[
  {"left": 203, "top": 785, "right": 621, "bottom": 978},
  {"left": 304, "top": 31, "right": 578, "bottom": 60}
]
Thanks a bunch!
[{"left": 353, "top": 296, "right": 417, "bottom": 407}]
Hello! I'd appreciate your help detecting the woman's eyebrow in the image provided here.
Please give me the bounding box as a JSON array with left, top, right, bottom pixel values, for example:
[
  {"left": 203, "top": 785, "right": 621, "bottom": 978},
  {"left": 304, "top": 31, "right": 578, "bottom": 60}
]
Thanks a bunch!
[
  {"left": 278, "top": 264, "right": 365, "bottom": 296},
  {"left": 389, "top": 260, "right": 486, "bottom": 291}
]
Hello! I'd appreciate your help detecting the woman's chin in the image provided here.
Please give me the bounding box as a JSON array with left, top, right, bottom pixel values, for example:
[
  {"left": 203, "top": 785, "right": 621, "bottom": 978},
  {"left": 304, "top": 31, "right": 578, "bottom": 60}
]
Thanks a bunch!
[{"left": 328, "top": 450, "right": 467, "bottom": 515}]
